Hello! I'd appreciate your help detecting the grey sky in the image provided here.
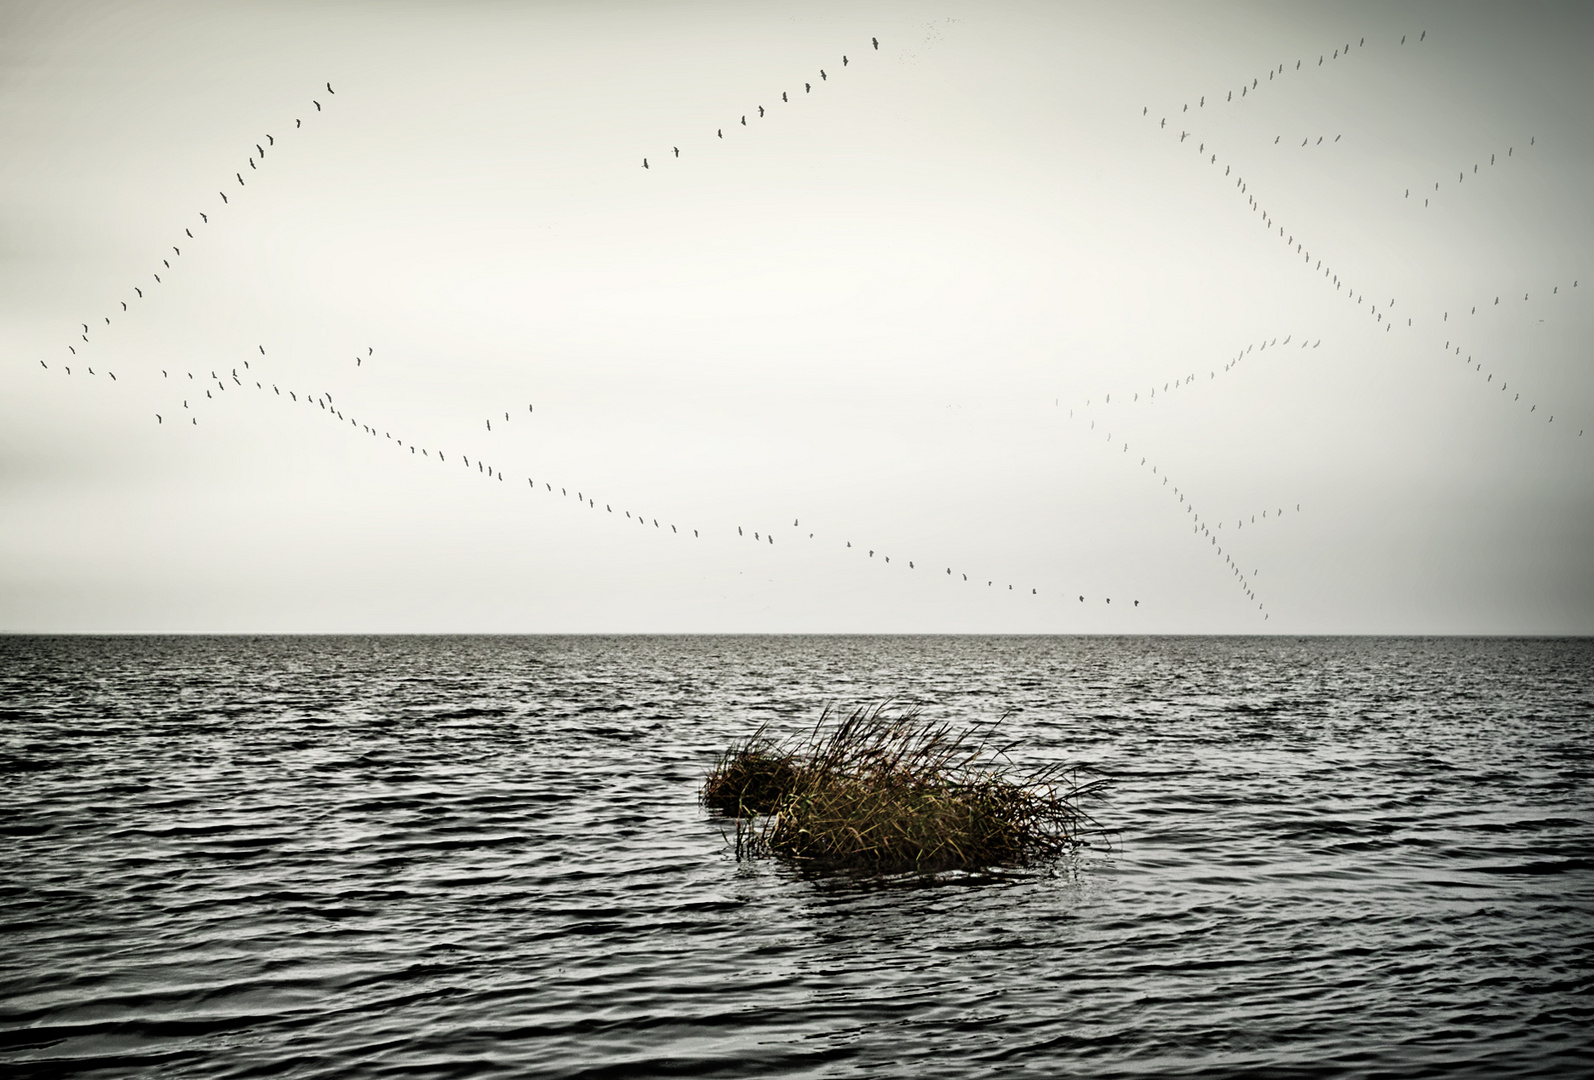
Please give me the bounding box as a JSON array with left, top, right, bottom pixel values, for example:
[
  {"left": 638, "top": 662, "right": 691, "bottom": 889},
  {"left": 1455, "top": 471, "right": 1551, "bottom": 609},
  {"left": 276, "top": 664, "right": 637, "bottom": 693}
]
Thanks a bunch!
[{"left": 2, "top": 0, "right": 1591, "bottom": 633}]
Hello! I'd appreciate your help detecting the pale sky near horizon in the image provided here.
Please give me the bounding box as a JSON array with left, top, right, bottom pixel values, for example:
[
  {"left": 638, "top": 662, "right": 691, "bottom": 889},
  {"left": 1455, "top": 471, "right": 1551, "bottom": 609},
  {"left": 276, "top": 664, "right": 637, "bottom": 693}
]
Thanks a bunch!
[{"left": 2, "top": 0, "right": 1591, "bottom": 634}]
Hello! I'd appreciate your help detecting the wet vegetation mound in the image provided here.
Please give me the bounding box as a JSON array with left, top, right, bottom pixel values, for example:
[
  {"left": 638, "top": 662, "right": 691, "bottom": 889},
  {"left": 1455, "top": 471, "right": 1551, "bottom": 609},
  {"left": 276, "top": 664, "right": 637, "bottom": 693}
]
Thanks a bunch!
[{"left": 702, "top": 705, "right": 1107, "bottom": 872}]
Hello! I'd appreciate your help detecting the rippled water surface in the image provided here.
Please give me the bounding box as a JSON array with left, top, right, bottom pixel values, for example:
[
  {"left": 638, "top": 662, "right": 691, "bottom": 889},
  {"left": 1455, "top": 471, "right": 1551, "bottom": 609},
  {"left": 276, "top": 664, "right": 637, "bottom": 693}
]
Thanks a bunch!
[{"left": 2, "top": 636, "right": 1591, "bottom": 1078}]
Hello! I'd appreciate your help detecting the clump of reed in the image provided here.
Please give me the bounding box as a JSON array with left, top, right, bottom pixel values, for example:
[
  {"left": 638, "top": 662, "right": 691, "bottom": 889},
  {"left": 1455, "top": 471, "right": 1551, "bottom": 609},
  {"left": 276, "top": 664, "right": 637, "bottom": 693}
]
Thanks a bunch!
[{"left": 701, "top": 705, "right": 1106, "bottom": 872}]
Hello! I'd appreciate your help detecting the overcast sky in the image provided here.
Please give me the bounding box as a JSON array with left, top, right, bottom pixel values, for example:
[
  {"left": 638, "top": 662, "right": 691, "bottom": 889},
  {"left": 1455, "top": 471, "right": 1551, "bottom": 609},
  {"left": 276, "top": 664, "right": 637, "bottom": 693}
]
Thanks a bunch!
[{"left": 2, "top": 0, "right": 1590, "bottom": 634}]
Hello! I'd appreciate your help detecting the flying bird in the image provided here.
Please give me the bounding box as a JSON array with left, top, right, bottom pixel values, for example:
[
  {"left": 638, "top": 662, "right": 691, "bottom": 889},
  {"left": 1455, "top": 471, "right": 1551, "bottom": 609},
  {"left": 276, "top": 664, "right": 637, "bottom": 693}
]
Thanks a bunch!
[
  {"left": 200, "top": 212, "right": 207, "bottom": 223},
  {"left": 267, "top": 134, "right": 273, "bottom": 145},
  {"left": 642, "top": 158, "right": 648, "bottom": 168},
  {"left": 872, "top": 37, "right": 878, "bottom": 49},
  {"left": 805, "top": 83, "right": 811, "bottom": 92},
  {"left": 327, "top": 82, "right": 334, "bottom": 94},
  {"left": 842, "top": 55, "right": 848, "bottom": 65},
  {"left": 673, "top": 146, "right": 679, "bottom": 157},
  {"left": 314, "top": 100, "right": 321, "bottom": 111},
  {"left": 820, "top": 70, "right": 826, "bottom": 80}
]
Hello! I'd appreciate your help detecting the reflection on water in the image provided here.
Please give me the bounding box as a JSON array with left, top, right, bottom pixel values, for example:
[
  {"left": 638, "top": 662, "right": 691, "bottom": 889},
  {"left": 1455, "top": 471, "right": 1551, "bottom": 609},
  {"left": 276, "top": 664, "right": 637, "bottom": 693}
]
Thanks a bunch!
[{"left": 1, "top": 636, "right": 1590, "bottom": 1077}]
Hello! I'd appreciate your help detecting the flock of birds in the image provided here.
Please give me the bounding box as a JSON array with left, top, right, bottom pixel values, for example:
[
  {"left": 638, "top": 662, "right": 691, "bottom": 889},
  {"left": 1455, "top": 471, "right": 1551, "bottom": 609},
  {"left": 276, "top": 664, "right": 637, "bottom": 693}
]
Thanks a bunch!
[
  {"left": 1127, "top": 26, "right": 1583, "bottom": 613},
  {"left": 642, "top": 37, "right": 880, "bottom": 170},
  {"left": 31, "top": 26, "right": 1587, "bottom": 623},
  {"left": 1147, "top": 31, "right": 1582, "bottom": 435}
]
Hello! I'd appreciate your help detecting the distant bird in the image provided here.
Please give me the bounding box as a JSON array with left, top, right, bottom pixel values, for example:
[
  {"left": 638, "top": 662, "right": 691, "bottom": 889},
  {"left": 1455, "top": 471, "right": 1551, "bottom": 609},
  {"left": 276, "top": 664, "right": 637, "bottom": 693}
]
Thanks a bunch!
[
  {"left": 259, "top": 345, "right": 264, "bottom": 354},
  {"left": 642, "top": 158, "right": 648, "bottom": 168},
  {"left": 820, "top": 70, "right": 826, "bottom": 80},
  {"left": 220, "top": 191, "right": 227, "bottom": 203},
  {"left": 314, "top": 100, "right": 321, "bottom": 111},
  {"left": 740, "top": 115, "right": 746, "bottom": 125},
  {"left": 296, "top": 119, "right": 301, "bottom": 128},
  {"left": 82, "top": 323, "right": 88, "bottom": 333},
  {"left": 717, "top": 129, "right": 723, "bottom": 138},
  {"left": 805, "top": 82, "right": 811, "bottom": 92},
  {"left": 327, "top": 82, "right": 334, "bottom": 94},
  {"left": 173, "top": 247, "right": 180, "bottom": 256},
  {"left": 199, "top": 213, "right": 207, "bottom": 223},
  {"left": 156, "top": 414, "right": 161, "bottom": 423},
  {"left": 757, "top": 106, "right": 764, "bottom": 117},
  {"left": 186, "top": 229, "right": 193, "bottom": 238},
  {"left": 237, "top": 173, "right": 244, "bottom": 185},
  {"left": 266, "top": 134, "right": 273, "bottom": 145},
  {"left": 782, "top": 91, "right": 788, "bottom": 102},
  {"left": 673, "top": 146, "right": 679, "bottom": 157},
  {"left": 249, "top": 158, "right": 256, "bottom": 169},
  {"left": 872, "top": 37, "right": 878, "bottom": 49},
  {"left": 843, "top": 55, "right": 848, "bottom": 65}
]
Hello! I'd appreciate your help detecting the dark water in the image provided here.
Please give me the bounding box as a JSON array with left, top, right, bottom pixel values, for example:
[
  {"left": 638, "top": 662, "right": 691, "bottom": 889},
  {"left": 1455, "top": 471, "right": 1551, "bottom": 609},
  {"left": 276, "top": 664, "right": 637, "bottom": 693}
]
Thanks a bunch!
[{"left": 1, "top": 636, "right": 1591, "bottom": 1078}]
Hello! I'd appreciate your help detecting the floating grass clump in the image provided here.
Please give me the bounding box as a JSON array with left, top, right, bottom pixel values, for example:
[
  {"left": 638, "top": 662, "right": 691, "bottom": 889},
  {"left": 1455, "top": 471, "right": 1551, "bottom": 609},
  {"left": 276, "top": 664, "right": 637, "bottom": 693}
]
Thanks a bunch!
[{"left": 702, "top": 705, "right": 1106, "bottom": 872}]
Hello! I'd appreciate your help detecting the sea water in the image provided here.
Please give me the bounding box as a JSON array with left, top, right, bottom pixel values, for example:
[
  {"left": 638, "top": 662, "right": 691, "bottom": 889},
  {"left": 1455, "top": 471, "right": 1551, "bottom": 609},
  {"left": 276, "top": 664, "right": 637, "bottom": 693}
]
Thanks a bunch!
[{"left": 2, "top": 635, "right": 1590, "bottom": 1077}]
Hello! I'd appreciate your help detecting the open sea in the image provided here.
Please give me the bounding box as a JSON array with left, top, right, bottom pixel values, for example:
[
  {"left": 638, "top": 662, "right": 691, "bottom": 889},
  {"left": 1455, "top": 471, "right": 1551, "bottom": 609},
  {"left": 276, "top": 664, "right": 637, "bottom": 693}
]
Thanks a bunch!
[{"left": 1, "top": 635, "right": 1591, "bottom": 1078}]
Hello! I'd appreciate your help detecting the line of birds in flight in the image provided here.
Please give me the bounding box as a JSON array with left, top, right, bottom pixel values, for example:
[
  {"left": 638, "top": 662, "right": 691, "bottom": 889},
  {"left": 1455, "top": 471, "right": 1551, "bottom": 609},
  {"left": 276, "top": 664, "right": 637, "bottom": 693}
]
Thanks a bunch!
[
  {"left": 159, "top": 337, "right": 1143, "bottom": 608},
  {"left": 55, "top": 84, "right": 335, "bottom": 367},
  {"left": 1409, "top": 138, "right": 1535, "bottom": 208},
  {"left": 1166, "top": 29, "right": 1422, "bottom": 116},
  {"left": 1070, "top": 333, "right": 1323, "bottom": 417},
  {"left": 641, "top": 37, "right": 880, "bottom": 169}
]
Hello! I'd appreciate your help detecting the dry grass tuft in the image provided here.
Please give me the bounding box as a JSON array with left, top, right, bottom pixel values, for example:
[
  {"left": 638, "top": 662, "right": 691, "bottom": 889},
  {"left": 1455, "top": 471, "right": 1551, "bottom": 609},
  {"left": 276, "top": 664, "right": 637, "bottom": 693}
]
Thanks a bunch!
[{"left": 702, "top": 705, "right": 1106, "bottom": 872}]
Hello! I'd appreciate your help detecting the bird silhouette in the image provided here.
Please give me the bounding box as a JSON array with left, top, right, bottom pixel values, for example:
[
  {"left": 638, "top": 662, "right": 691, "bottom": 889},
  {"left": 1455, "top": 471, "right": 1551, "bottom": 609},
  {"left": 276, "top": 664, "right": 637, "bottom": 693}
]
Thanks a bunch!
[
  {"left": 820, "top": 70, "right": 826, "bottom": 80},
  {"left": 220, "top": 192, "right": 227, "bottom": 203},
  {"left": 200, "top": 212, "right": 207, "bottom": 223},
  {"left": 804, "top": 83, "right": 810, "bottom": 93},
  {"left": 267, "top": 134, "right": 273, "bottom": 145},
  {"left": 327, "top": 82, "right": 334, "bottom": 94},
  {"left": 782, "top": 91, "right": 788, "bottom": 102},
  {"left": 296, "top": 119, "right": 301, "bottom": 128},
  {"left": 843, "top": 55, "right": 848, "bottom": 65},
  {"left": 313, "top": 100, "right": 321, "bottom": 111},
  {"left": 673, "top": 146, "right": 679, "bottom": 157},
  {"left": 642, "top": 158, "right": 648, "bottom": 168},
  {"left": 757, "top": 106, "right": 763, "bottom": 118},
  {"left": 717, "top": 129, "right": 722, "bottom": 138},
  {"left": 740, "top": 116, "right": 746, "bottom": 125},
  {"left": 249, "top": 158, "right": 256, "bottom": 169},
  {"left": 872, "top": 37, "right": 878, "bottom": 49}
]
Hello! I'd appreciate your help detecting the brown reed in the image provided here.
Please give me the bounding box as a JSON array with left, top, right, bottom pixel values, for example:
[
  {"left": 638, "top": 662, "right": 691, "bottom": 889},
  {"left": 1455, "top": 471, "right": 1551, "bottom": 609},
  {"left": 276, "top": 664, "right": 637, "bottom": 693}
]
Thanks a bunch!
[{"left": 701, "top": 704, "right": 1107, "bottom": 872}]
